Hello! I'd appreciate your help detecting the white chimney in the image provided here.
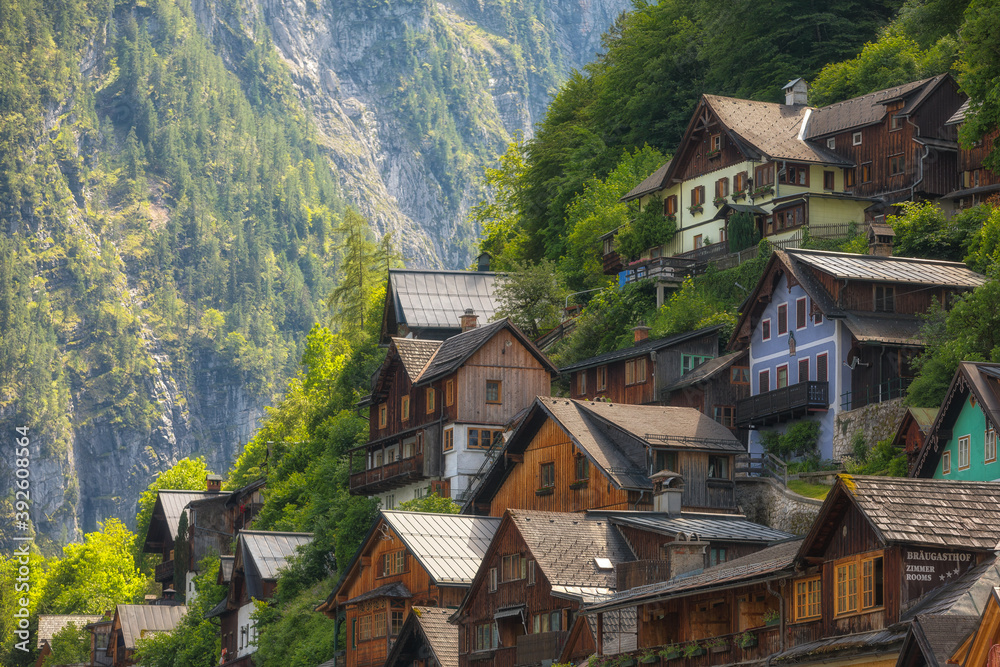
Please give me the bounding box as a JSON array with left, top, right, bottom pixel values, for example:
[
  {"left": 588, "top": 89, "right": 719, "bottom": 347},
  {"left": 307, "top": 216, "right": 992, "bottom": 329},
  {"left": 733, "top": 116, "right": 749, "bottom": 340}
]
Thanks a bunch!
[{"left": 783, "top": 78, "right": 808, "bottom": 106}]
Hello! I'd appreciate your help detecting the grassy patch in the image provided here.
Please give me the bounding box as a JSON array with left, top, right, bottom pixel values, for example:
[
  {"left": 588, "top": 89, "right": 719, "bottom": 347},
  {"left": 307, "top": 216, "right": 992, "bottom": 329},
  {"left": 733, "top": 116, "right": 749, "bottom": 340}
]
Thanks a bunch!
[{"left": 787, "top": 480, "right": 831, "bottom": 500}]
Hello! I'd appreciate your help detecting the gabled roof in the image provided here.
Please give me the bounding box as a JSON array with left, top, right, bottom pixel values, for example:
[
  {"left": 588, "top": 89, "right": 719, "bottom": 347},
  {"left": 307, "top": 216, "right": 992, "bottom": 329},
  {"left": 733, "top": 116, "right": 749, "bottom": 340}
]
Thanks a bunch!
[
  {"left": 805, "top": 75, "right": 951, "bottom": 138},
  {"left": 799, "top": 476, "right": 1000, "bottom": 558},
  {"left": 947, "top": 99, "right": 970, "bottom": 126},
  {"left": 143, "top": 490, "right": 223, "bottom": 552},
  {"left": 621, "top": 159, "right": 673, "bottom": 202},
  {"left": 237, "top": 530, "right": 313, "bottom": 599},
  {"left": 584, "top": 538, "right": 802, "bottom": 614},
  {"left": 36, "top": 615, "right": 103, "bottom": 648},
  {"left": 384, "top": 606, "right": 458, "bottom": 667},
  {"left": 558, "top": 325, "right": 721, "bottom": 374},
  {"left": 903, "top": 614, "right": 980, "bottom": 667},
  {"left": 393, "top": 338, "right": 440, "bottom": 380},
  {"left": 114, "top": 604, "right": 188, "bottom": 649},
  {"left": 415, "top": 318, "right": 557, "bottom": 385},
  {"left": 384, "top": 269, "right": 498, "bottom": 334},
  {"left": 660, "top": 351, "right": 745, "bottom": 395},
  {"left": 911, "top": 362, "right": 1000, "bottom": 478},
  {"left": 599, "top": 511, "right": 794, "bottom": 544},
  {"left": 381, "top": 511, "right": 501, "bottom": 585}
]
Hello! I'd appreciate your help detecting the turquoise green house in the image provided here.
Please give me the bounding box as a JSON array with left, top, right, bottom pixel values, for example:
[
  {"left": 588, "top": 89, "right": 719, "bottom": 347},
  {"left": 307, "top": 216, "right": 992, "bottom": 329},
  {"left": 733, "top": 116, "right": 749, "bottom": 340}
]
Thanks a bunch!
[{"left": 911, "top": 362, "right": 1000, "bottom": 480}]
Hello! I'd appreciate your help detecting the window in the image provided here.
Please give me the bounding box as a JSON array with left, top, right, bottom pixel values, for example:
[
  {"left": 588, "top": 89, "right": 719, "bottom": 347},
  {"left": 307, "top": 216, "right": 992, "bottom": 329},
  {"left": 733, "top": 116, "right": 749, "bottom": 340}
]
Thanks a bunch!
[
  {"left": 943, "top": 450, "right": 952, "bottom": 474},
  {"left": 794, "top": 577, "right": 822, "bottom": 621},
  {"left": 708, "top": 455, "right": 729, "bottom": 479},
  {"left": 488, "top": 568, "right": 498, "bottom": 593},
  {"left": 486, "top": 380, "right": 502, "bottom": 404},
  {"left": 693, "top": 234, "right": 704, "bottom": 249},
  {"left": 823, "top": 171, "right": 835, "bottom": 190},
  {"left": 374, "top": 611, "right": 387, "bottom": 638},
  {"left": 774, "top": 204, "right": 806, "bottom": 231},
  {"left": 468, "top": 428, "right": 502, "bottom": 450},
  {"left": 959, "top": 435, "right": 971, "bottom": 470},
  {"left": 391, "top": 610, "right": 404, "bottom": 636},
  {"left": 378, "top": 403, "right": 387, "bottom": 428},
  {"left": 715, "top": 177, "right": 729, "bottom": 199},
  {"left": 798, "top": 358, "right": 809, "bottom": 383},
  {"left": 576, "top": 371, "right": 587, "bottom": 395},
  {"left": 862, "top": 555, "right": 884, "bottom": 610},
  {"left": 691, "top": 185, "right": 705, "bottom": 206},
  {"left": 681, "top": 354, "right": 713, "bottom": 374},
  {"left": 709, "top": 547, "right": 728, "bottom": 567},
  {"left": 501, "top": 554, "right": 527, "bottom": 582},
  {"left": 889, "top": 155, "right": 905, "bottom": 176},
  {"left": 816, "top": 353, "right": 828, "bottom": 383},
  {"left": 814, "top": 309, "right": 824, "bottom": 325},
  {"left": 860, "top": 162, "right": 872, "bottom": 183},
  {"left": 533, "top": 611, "right": 563, "bottom": 634},
  {"left": 711, "top": 133, "right": 722, "bottom": 152},
  {"left": 796, "top": 297, "right": 807, "bottom": 330},
  {"left": 835, "top": 552, "right": 884, "bottom": 616},
  {"left": 755, "top": 163, "right": 774, "bottom": 186},
  {"left": 443, "top": 428, "right": 454, "bottom": 452},
  {"left": 852, "top": 131, "right": 863, "bottom": 146},
  {"left": 759, "top": 369, "right": 770, "bottom": 392},
  {"left": 776, "top": 364, "right": 789, "bottom": 389},
  {"left": 731, "top": 367, "right": 750, "bottom": 385},
  {"left": 664, "top": 195, "right": 678, "bottom": 216},
  {"left": 734, "top": 171, "right": 748, "bottom": 193},
  {"left": 528, "top": 560, "right": 536, "bottom": 585},
  {"left": 540, "top": 462, "right": 555, "bottom": 488},
  {"left": 987, "top": 427, "right": 997, "bottom": 464},
  {"left": 835, "top": 559, "right": 859, "bottom": 615},
  {"left": 844, "top": 168, "right": 856, "bottom": 188},
  {"left": 597, "top": 365, "right": 607, "bottom": 391},
  {"left": 474, "top": 623, "right": 498, "bottom": 651},
  {"left": 890, "top": 114, "right": 902, "bottom": 130},
  {"left": 625, "top": 358, "right": 648, "bottom": 386},
  {"left": 652, "top": 450, "right": 678, "bottom": 474},
  {"left": 426, "top": 387, "right": 435, "bottom": 413},
  {"left": 762, "top": 318, "right": 771, "bottom": 341},
  {"left": 874, "top": 285, "right": 895, "bottom": 313},
  {"left": 401, "top": 396, "right": 410, "bottom": 421},
  {"left": 779, "top": 163, "right": 809, "bottom": 186},
  {"left": 714, "top": 406, "right": 735, "bottom": 428},
  {"left": 446, "top": 379, "right": 455, "bottom": 406},
  {"left": 827, "top": 137, "right": 836, "bottom": 149},
  {"left": 574, "top": 454, "right": 590, "bottom": 481},
  {"left": 777, "top": 303, "right": 788, "bottom": 335},
  {"left": 359, "top": 615, "right": 373, "bottom": 641}
]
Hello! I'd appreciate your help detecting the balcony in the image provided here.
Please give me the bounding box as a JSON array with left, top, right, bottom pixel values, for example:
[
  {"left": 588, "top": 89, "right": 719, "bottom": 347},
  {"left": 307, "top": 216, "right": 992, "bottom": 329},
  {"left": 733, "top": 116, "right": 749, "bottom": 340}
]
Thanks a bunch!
[
  {"left": 154, "top": 559, "right": 174, "bottom": 583},
  {"left": 516, "top": 631, "right": 569, "bottom": 666},
  {"left": 349, "top": 452, "right": 426, "bottom": 495},
  {"left": 607, "top": 626, "right": 781, "bottom": 666},
  {"left": 736, "top": 381, "right": 829, "bottom": 428}
]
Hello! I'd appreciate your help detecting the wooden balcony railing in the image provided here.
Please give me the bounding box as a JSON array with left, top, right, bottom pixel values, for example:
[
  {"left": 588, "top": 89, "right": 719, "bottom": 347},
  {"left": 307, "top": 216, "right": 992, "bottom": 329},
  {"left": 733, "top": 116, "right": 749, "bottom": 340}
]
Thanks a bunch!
[
  {"left": 610, "top": 625, "right": 781, "bottom": 666},
  {"left": 516, "top": 630, "right": 569, "bottom": 665},
  {"left": 154, "top": 559, "right": 174, "bottom": 583},
  {"left": 349, "top": 452, "right": 425, "bottom": 495},
  {"left": 736, "top": 381, "right": 829, "bottom": 428}
]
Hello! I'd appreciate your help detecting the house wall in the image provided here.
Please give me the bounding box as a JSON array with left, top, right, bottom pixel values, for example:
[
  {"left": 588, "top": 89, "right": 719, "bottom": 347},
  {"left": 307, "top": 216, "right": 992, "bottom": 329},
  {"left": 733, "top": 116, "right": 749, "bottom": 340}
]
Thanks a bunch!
[
  {"left": 455, "top": 330, "right": 551, "bottom": 425},
  {"left": 676, "top": 450, "right": 738, "bottom": 512},
  {"left": 934, "top": 397, "right": 999, "bottom": 480},
  {"left": 236, "top": 602, "right": 256, "bottom": 659},
  {"left": 570, "top": 356, "right": 655, "bottom": 405}
]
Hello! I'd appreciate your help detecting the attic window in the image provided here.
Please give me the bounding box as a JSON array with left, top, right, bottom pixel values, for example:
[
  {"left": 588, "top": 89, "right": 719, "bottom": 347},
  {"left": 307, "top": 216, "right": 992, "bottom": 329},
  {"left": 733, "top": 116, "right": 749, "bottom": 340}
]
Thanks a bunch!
[
  {"left": 594, "top": 557, "right": 613, "bottom": 570},
  {"left": 852, "top": 132, "right": 863, "bottom": 146},
  {"left": 827, "top": 137, "right": 835, "bottom": 150}
]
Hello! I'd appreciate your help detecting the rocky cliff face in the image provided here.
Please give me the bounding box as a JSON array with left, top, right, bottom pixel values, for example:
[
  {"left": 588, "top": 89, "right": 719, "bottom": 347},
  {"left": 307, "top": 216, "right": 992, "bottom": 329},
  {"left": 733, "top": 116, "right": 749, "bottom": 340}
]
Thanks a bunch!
[{"left": 192, "top": 0, "right": 630, "bottom": 267}]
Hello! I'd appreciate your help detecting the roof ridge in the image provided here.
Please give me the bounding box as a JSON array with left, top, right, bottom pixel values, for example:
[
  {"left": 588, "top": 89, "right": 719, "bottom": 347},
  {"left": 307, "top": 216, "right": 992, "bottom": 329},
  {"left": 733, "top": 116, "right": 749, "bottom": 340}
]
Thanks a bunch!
[
  {"left": 785, "top": 246, "right": 976, "bottom": 268},
  {"left": 389, "top": 268, "right": 498, "bottom": 276}
]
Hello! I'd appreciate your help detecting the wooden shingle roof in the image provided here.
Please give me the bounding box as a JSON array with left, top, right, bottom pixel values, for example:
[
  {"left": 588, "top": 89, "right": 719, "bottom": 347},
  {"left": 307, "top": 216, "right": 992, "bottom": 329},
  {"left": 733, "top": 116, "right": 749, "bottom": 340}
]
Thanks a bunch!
[
  {"left": 621, "top": 159, "right": 673, "bottom": 202},
  {"left": 391, "top": 338, "right": 440, "bottom": 380},
  {"left": 412, "top": 607, "right": 458, "bottom": 667}
]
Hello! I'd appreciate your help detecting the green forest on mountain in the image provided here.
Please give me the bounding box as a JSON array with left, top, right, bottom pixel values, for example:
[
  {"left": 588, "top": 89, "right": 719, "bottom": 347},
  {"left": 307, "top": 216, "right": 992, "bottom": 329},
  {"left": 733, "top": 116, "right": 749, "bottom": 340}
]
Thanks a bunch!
[{"left": 5, "top": 0, "right": 1000, "bottom": 664}]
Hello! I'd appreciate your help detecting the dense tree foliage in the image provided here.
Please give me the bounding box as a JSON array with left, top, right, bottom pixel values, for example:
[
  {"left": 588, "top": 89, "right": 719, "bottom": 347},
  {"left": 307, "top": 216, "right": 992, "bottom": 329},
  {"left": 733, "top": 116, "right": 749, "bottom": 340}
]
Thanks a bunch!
[{"left": 41, "top": 621, "right": 91, "bottom": 667}]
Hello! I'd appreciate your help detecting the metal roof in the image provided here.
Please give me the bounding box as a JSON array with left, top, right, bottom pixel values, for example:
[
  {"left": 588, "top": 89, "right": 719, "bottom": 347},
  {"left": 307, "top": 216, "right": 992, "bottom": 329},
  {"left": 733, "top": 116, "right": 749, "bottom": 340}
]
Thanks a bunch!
[
  {"left": 240, "top": 530, "right": 313, "bottom": 581},
  {"left": 841, "top": 311, "right": 926, "bottom": 346},
  {"left": 558, "top": 325, "right": 722, "bottom": 374},
  {"left": 151, "top": 490, "right": 223, "bottom": 546},
  {"left": 115, "top": 604, "right": 188, "bottom": 649},
  {"left": 389, "top": 269, "right": 499, "bottom": 331},
  {"left": 37, "top": 615, "right": 103, "bottom": 648},
  {"left": 382, "top": 511, "right": 501, "bottom": 585},
  {"left": 602, "top": 512, "right": 795, "bottom": 543},
  {"left": 785, "top": 248, "right": 986, "bottom": 288}
]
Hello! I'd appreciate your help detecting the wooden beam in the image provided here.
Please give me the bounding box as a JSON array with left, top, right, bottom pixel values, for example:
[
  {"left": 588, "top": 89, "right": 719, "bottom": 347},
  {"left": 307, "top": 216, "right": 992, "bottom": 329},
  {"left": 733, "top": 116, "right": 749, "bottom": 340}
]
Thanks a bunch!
[{"left": 505, "top": 453, "right": 524, "bottom": 463}]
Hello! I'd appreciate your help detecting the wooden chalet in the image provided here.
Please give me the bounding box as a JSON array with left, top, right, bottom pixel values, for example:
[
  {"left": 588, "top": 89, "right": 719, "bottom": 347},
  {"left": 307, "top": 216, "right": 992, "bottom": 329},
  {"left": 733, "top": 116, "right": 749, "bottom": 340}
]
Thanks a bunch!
[
  {"left": 316, "top": 511, "right": 500, "bottom": 667},
  {"left": 106, "top": 604, "right": 187, "bottom": 667},
  {"left": 560, "top": 325, "right": 724, "bottom": 407},
  {"left": 940, "top": 99, "right": 1000, "bottom": 210},
  {"left": 207, "top": 530, "right": 313, "bottom": 667},
  {"left": 890, "top": 407, "right": 939, "bottom": 474},
  {"left": 660, "top": 350, "right": 749, "bottom": 434},
  {"left": 353, "top": 317, "right": 557, "bottom": 509},
  {"left": 580, "top": 475, "right": 1000, "bottom": 667},
  {"left": 383, "top": 606, "right": 457, "bottom": 667},
  {"left": 730, "top": 247, "right": 984, "bottom": 458},
  {"left": 140, "top": 486, "right": 224, "bottom": 590},
  {"left": 910, "top": 362, "right": 1000, "bottom": 480},
  {"left": 463, "top": 397, "right": 745, "bottom": 517},
  {"left": 380, "top": 267, "right": 498, "bottom": 345}
]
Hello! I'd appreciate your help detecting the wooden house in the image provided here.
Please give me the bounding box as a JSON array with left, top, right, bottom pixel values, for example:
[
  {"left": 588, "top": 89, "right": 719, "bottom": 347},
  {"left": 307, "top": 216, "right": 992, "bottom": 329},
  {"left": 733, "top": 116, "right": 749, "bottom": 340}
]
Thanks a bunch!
[
  {"left": 938, "top": 99, "right": 1000, "bottom": 211},
  {"left": 463, "top": 397, "right": 745, "bottom": 517},
  {"left": 353, "top": 317, "right": 557, "bottom": 509},
  {"left": 730, "top": 247, "right": 984, "bottom": 459},
  {"left": 909, "top": 362, "right": 1000, "bottom": 480},
  {"left": 383, "top": 606, "right": 457, "bottom": 667},
  {"left": 315, "top": 511, "right": 500, "bottom": 667},
  {"left": 660, "top": 350, "right": 749, "bottom": 434},
  {"left": 560, "top": 325, "right": 723, "bottom": 407},
  {"left": 35, "top": 614, "right": 103, "bottom": 667},
  {"left": 380, "top": 267, "right": 498, "bottom": 344},
  {"left": 86, "top": 615, "right": 114, "bottom": 667},
  {"left": 106, "top": 604, "right": 187, "bottom": 667},
  {"left": 207, "top": 530, "right": 313, "bottom": 667},
  {"left": 140, "top": 487, "right": 224, "bottom": 591},
  {"left": 889, "top": 407, "right": 938, "bottom": 474}
]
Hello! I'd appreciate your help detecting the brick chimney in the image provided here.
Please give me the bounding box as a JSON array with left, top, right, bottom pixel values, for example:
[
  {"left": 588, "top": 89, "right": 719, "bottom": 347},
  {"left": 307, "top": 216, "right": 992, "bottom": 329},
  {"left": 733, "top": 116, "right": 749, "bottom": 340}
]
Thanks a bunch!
[
  {"left": 633, "top": 325, "right": 651, "bottom": 344},
  {"left": 783, "top": 78, "right": 808, "bottom": 106},
  {"left": 867, "top": 220, "right": 896, "bottom": 256},
  {"left": 460, "top": 308, "right": 478, "bottom": 332},
  {"left": 206, "top": 474, "right": 223, "bottom": 493}
]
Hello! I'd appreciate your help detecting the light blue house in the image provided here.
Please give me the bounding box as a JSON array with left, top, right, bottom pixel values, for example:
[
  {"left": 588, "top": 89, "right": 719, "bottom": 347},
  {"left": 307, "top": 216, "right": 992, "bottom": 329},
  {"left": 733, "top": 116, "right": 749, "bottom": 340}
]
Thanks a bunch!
[{"left": 730, "top": 247, "right": 985, "bottom": 459}]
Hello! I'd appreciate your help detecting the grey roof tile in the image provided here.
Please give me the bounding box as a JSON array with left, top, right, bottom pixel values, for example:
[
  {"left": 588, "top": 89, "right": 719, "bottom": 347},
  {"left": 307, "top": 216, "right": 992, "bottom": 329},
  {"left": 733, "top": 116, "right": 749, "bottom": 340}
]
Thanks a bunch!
[
  {"left": 621, "top": 160, "right": 673, "bottom": 202},
  {"left": 806, "top": 76, "right": 946, "bottom": 138}
]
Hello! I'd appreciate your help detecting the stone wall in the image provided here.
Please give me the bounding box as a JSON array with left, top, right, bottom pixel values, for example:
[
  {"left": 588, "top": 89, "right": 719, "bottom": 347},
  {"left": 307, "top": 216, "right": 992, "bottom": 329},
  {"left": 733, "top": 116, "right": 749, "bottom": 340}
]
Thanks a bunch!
[
  {"left": 831, "top": 398, "right": 908, "bottom": 460},
  {"left": 735, "top": 478, "right": 824, "bottom": 535}
]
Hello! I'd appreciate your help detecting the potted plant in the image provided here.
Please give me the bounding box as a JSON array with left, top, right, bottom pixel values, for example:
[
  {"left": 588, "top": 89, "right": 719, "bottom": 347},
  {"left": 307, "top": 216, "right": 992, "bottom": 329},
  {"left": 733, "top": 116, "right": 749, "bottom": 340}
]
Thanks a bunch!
[
  {"left": 658, "top": 644, "right": 682, "bottom": 661},
  {"left": 706, "top": 149, "right": 721, "bottom": 159},
  {"left": 763, "top": 609, "right": 780, "bottom": 627},
  {"left": 688, "top": 204, "right": 703, "bottom": 215},
  {"left": 753, "top": 184, "right": 774, "bottom": 198},
  {"left": 639, "top": 648, "right": 659, "bottom": 664},
  {"left": 713, "top": 196, "right": 726, "bottom": 207},
  {"left": 732, "top": 188, "right": 747, "bottom": 201},
  {"left": 616, "top": 657, "right": 636, "bottom": 667},
  {"left": 683, "top": 642, "right": 704, "bottom": 658},
  {"left": 707, "top": 637, "right": 729, "bottom": 654},
  {"left": 737, "top": 631, "right": 758, "bottom": 649}
]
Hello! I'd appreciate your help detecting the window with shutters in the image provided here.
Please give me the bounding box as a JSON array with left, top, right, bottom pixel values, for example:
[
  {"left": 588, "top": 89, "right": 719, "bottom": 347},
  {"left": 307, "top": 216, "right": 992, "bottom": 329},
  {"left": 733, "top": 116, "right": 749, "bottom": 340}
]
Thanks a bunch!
[
  {"left": 664, "top": 194, "right": 678, "bottom": 216},
  {"left": 734, "top": 171, "right": 748, "bottom": 193},
  {"left": 691, "top": 185, "right": 706, "bottom": 206},
  {"left": 817, "top": 353, "right": 828, "bottom": 383},
  {"left": 845, "top": 168, "right": 856, "bottom": 188},
  {"left": 755, "top": 163, "right": 774, "bottom": 186},
  {"left": 777, "top": 303, "right": 788, "bottom": 335},
  {"left": 798, "top": 358, "right": 809, "bottom": 383},
  {"left": 759, "top": 369, "right": 770, "bottom": 392},
  {"left": 823, "top": 171, "right": 835, "bottom": 190},
  {"left": 796, "top": 297, "right": 807, "bottom": 329},
  {"left": 860, "top": 162, "right": 872, "bottom": 183}
]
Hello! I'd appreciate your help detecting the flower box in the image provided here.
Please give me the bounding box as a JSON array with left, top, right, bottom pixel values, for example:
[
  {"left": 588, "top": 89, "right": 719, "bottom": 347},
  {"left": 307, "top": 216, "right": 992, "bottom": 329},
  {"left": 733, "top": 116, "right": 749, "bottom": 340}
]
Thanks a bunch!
[
  {"left": 732, "top": 191, "right": 747, "bottom": 201},
  {"left": 688, "top": 204, "right": 704, "bottom": 215},
  {"left": 709, "top": 643, "right": 730, "bottom": 654},
  {"left": 706, "top": 149, "right": 721, "bottom": 159},
  {"left": 765, "top": 617, "right": 780, "bottom": 627},
  {"left": 569, "top": 480, "right": 588, "bottom": 490},
  {"left": 713, "top": 196, "right": 727, "bottom": 207},
  {"left": 737, "top": 633, "right": 758, "bottom": 649},
  {"left": 535, "top": 487, "right": 554, "bottom": 496},
  {"left": 658, "top": 648, "right": 682, "bottom": 661},
  {"left": 640, "top": 656, "right": 659, "bottom": 664}
]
